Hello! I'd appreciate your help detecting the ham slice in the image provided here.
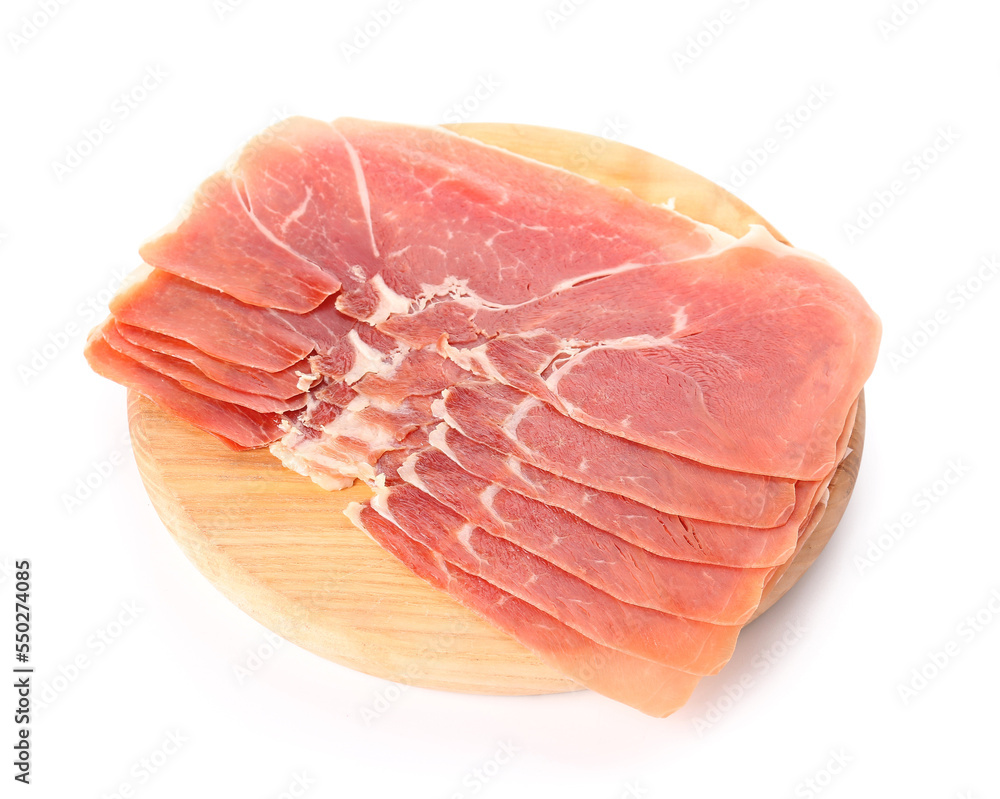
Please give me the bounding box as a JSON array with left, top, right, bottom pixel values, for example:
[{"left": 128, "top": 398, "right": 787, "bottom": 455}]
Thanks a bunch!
[
  {"left": 85, "top": 333, "right": 282, "bottom": 448},
  {"left": 351, "top": 504, "right": 702, "bottom": 717},
  {"left": 386, "top": 229, "right": 876, "bottom": 481},
  {"left": 140, "top": 175, "right": 341, "bottom": 312},
  {"left": 396, "top": 447, "right": 770, "bottom": 624},
  {"left": 436, "top": 380, "right": 795, "bottom": 527},
  {"left": 100, "top": 320, "right": 306, "bottom": 414},
  {"left": 234, "top": 117, "right": 384, "bottom": 289},
  {"left": 426, "top": 424, "right": 802, "bottom": 567},
  {"left": 365, "top": 483, "right": 740, "bottom": 674},
  {"left": 329, "top": 117, "right": 728, "bottom": 317},
  {"left": 115, "top": 322, "right": 309, "bottom": 399},
  {"left": 110, "top": 268, "right": 316, "bottom": 371}
]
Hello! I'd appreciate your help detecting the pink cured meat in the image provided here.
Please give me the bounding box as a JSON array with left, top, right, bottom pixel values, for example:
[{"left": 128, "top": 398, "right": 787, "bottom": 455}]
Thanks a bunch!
[
  {"left": 123, "top": 117, "right": 877, "bottom": 470},
  {"left": 268, "top": 342, "right": 819, "bottom": 558},
  {"left": 234, "top": 117, "right": 383, "bottom": 292},
  {"left": 371, "top": 483, "right": 740, "bottom": 674},
  {"left": 111, "top": 268, "right": 393, "bottom": 373},
  {"left": 83, "top": 116, "right": 881, "bottom": 715},
  {"left": 399, "top": 448, "right": 770, "bottom": 624},
  {"left": 384, "top": 231, "right": 879, "bottom": 481},
  {"left": 271, "top": 348, "right": 472, "bottom": 488},
  {"left": 192, "top": 116, "right": 724, "bottom": 325},
  {"left": 757, "top": 398, "right": 858, "bottom": 589},
  {"left": 425, "top": 394, "right": 857, "bottom": 568},
  {"left": 429, "top": 424, "right": 802, "bottom": 567},
  {"left": 110, "top": 269, "right": 316, "bottom": 371},
  {"left": 271, "top": 392, "right": 439, "bottom": 490},
  {"left": 763, "top": 488, "right": 831, "bottom": 594},
  {"left": 140, "top": 174, "right": 341, "bottom": 312},
  {"left": 328, "top": 117, "right": 725, "bottom": 316},
  {"left": 353, "top": 504, "right": 701, "bottom": 716},
  {"left": 115, "top": 323, "right": 308, "bottom": 399},
  {"left": 116, "top": 116, "right": 877, "bottom": 476},
  {"left": 268, "top": 347, "right": 814, "bottom": 546},
  {"left": 100, "top": 321, "right": 306, "bottom": 414},
  {"left": 438, "top": 380, "right": 795, "bottom": 527},
  {"left": 85, "top": 334, "right": 282, "bottom": 449},
  {"left": 350, "top": 350, "right": 467, "bottom": 406}
]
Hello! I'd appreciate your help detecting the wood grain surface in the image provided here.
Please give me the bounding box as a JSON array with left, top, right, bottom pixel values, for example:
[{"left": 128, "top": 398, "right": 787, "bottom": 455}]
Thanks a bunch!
[{"left": 127, "top": 123, "right": 865, "bottom": 695}]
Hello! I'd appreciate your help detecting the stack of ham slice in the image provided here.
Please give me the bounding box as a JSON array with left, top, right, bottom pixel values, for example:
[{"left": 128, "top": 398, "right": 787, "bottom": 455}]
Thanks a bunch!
[{"left": 85, "top": 117, "right": 880, "bottom": 716}]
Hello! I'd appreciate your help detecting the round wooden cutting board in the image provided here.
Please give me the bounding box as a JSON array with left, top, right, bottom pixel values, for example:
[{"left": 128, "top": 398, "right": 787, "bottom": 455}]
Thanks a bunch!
[{"left": 128, "top": 123, "right": 866, "bottom": 695}]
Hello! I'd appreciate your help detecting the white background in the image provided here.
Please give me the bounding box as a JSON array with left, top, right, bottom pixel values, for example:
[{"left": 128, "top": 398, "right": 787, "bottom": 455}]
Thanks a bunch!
[{"left": 3, "top": 0, "right": 999, "bottom": 797}]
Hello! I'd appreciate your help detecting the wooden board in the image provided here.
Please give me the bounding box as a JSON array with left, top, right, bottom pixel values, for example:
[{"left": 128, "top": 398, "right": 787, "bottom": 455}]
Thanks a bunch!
[{"left": 128, "top": 123, "right": 866, "bottom": 695}]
